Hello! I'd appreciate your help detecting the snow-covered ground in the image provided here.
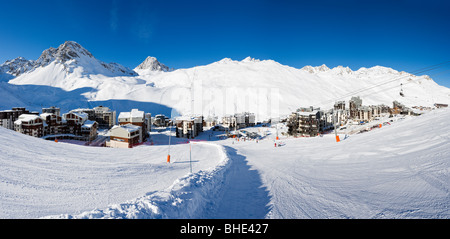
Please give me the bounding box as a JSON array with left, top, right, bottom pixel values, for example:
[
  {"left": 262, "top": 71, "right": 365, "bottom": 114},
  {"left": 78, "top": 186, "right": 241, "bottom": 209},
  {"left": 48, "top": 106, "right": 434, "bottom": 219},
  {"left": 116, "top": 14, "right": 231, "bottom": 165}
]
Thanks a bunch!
[
  {"left": 1, "top": 108, "right": 449, "bottom": 219},
  {"left": 227, "top": 108, "right": 450, "bottom": 218},
  {"left": 2, "top": 41, "right": 449, "bottom": 219},
  {"left": 0, "top": 128, "right": 225, "bottom": 219}
]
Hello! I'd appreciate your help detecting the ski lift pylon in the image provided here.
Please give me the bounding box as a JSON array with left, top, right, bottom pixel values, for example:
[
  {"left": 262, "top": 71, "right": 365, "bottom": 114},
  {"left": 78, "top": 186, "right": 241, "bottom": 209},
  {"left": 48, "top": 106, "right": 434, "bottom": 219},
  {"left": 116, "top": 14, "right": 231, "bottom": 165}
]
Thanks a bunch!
[{"left": 400, "top": 83, "right": 404, "bottom": 97}]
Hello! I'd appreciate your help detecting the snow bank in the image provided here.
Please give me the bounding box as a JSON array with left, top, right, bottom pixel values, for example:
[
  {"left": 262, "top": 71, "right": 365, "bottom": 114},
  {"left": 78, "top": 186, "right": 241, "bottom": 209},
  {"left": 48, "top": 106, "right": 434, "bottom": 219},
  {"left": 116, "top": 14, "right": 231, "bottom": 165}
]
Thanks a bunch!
[{"left": 43, "top": 143, "right": 230, "bottom": 219}]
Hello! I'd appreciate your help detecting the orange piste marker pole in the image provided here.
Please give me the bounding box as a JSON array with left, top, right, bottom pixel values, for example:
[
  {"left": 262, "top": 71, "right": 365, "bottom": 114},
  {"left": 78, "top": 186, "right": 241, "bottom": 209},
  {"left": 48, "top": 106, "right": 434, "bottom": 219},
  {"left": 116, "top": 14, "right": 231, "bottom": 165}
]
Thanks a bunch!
[
  {"left": 336, "top": 135, "right": 340, "bottom": 142},
  {"left": 167, "top": 155, "right": 171, "bottom": 163}
]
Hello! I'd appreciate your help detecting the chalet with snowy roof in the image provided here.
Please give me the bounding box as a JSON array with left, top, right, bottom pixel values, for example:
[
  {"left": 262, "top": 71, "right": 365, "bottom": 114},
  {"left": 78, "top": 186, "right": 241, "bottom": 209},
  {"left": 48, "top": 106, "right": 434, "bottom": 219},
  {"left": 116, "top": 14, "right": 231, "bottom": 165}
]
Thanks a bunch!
[
  {"left": 14, "top": 114, "right": 44, "bottom": 138},
  {"left": 63, "top": 112, "right": 88, "bottom": 136},
  {"left": 40, "top": 113, "right": 66, "bottom": 136},
  {"left": 81, "top": 120, "right": 98, "bottom": 141},
  {"left": 70, "top": 106, "right": 116, "bottom": 128},
  {"left": 118, "top": 109, "right": 150, "bottom": 141},
  {"left": 175, "top": 116, "right": 203, "bottom": 139},
  {"left": 70, "top": 108, "right": 95, "bottom": 121},
  {"left": 153, "top": 114, "right": 169, "bottom": 127},
  {"left": 107, "top": 124, "right": 142, "bottom": 148}
]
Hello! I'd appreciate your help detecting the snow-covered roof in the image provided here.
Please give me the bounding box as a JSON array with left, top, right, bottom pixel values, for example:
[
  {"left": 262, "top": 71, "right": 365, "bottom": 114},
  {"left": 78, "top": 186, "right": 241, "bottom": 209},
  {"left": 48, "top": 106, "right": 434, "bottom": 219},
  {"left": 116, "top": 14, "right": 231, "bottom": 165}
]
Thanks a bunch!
[
  {"left": 40, "top": 113, "right": 54, "bottom": 119},
  {"left": 175, "top": 115, "right": 202, "bottom": 122},
  {"left": 71, "top": 108, "right": 94, "bottom": 112},
  {"left": 82, "top": 120, "right": 97, "bottom": 128},
  {"left": 14, "top": 114, "right": 41, "bottom": 124},
  {"left": 66, "top": 112, "right": 88, "bottom": 119},
  {"left": 297, "top": 110, "right": 319, "bottom": 116},
  {"left": 94, "top": 106, "right": 114, "bottom": 113},
  {"left": 175, "top": 116, "right": 195, "bottom": 121},
  {"left": 111, "top": 124, "right": 141, "bottom": 132},
  {"left": 118, "top": 109, "right": 144, "bottom": 119}
]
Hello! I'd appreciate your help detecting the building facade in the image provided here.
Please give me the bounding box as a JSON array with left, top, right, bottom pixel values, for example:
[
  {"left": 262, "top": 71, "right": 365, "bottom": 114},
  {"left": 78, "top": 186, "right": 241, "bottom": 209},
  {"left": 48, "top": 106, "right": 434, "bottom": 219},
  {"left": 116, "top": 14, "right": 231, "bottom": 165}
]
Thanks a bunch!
[
  {"left": 108, "top": 124, "right": 142, "bottom": 148},
  {"left": 0, "top": 107, "right": 37, "bottom": 130},
  {"left": 63, "top": 112, "right": 88, "bottom": 136},
  {"left": 42, "top": 106, "right": 61, "bottom": 116},
  {"left": 14, "top": 114, "right": 44, "bottom": 138},
  {"left": 70, "top": 106, "right": 116, "bottom": 128},
  {"left": 175, "top": 116, "right": 203, "bottom": 139},
  {"left": 118, "top": 109, "right": 148, "bottom": 142},
  {"left": 287, "top": 110, "right": 325, "bottom": 137},
  {"left": 221, "top": 112, "right": 256, "bottom": 130},
  {"left": 94, "top": 106, "right": 116, "bottom": 128},
  {"left": 40, "top": 113, "right": 66, "bottom": 136},
  {"left": 81, "top": 120, "right": 98, "bottom": 141}
]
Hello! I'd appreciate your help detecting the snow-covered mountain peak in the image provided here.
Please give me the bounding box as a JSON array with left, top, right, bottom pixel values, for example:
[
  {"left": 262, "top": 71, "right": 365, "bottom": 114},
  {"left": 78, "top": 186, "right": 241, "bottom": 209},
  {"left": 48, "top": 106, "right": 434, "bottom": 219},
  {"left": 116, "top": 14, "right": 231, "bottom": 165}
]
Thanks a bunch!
[
  {"left": 241, "top": 56, "right": 260, "bottom": 62},
  {"left": 216, "top": 58, "right": 234, "bottom": 64},
  {"left": 35, "top": 41, "right": 94, "bottom": 67},
  {"left": 333, "top": 65, "right": 352, "bottom": 71},
  {"left": 6, "top": 41, "right": 137, "bottom": 85},
  {"left": 134, "top": 56, "right": 170, "bottom": 72},
  {"left": 301, "top": 64, "right": 331, "bottom": 73},
  {"left": 317, "top": 64, "right": 330, "bottom": 71},
  {"left": 329, "top": 65, "right": 353, "bottom": 75},
  {"left": 0, "top": 57, "right": 35, "bottom": 77},
  {"left": 356, "top": 65, "right": 398, "bottom": 75}
]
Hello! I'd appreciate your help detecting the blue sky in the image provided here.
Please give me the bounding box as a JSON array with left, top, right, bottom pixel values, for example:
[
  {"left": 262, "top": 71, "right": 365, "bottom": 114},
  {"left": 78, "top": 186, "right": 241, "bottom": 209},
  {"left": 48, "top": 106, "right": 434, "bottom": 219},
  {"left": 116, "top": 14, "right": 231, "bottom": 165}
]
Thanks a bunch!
[{"left": 1, "top": 0, "right": 450, "bottom": 87}]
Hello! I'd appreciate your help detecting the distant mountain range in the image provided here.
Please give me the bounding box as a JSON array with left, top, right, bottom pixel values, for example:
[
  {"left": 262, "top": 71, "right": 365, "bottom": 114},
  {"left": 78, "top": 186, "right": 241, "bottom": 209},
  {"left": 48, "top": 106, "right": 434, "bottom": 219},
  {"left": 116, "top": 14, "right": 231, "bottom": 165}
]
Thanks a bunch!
[{"left": 1, "top": 41, "right": 449, "bottom": 120}]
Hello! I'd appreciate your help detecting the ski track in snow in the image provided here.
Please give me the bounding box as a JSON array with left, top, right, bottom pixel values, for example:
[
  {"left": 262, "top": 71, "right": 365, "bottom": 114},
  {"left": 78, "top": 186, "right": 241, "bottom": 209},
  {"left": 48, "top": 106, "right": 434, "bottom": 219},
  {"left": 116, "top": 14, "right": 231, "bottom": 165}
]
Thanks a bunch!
[
  {"left": 202, "top": 146, "right": 271, "bottom": 219},
  {"left": 45, "top": 142, "right": 232, "bottom": 219},
  {"left": 44, "top": 144, "right": 272, "bottom": 219}
]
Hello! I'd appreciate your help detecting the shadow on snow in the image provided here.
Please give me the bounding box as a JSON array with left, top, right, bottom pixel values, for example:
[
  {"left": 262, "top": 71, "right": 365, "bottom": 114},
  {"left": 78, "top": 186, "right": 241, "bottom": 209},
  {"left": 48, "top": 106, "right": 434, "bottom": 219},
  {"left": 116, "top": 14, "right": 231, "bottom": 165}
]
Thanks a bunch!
[
  {"left": 0, "top": 82, "right": 177, "bottom": 117},
  {"left": 203, "top": 146, "right": 272, "bottom": 219}
]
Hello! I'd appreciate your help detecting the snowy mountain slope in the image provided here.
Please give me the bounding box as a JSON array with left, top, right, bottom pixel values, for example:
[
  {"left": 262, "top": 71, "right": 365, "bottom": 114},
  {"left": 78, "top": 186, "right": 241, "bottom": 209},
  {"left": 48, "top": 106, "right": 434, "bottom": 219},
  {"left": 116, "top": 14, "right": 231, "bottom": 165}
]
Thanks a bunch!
[
  {"left": 128, "top": 58, "right": 450, "bottom": 121},
  {"left": 0, "top": 57, "right": 35, "bottom": 81},
  {"left": 231, "top": 108, "right": 450, "bottom": 218},
  {"left": 0, "top": 82, "right": 29, "bottom": 108},
  {"left": 6, "top": 41, "right": 137, "bottom": 89},
  {"left": 4, "top": 41, "right": 450, "bottom": 121},
  {"left": 0, "top": 127, "right": 225, "bottom": 219}
]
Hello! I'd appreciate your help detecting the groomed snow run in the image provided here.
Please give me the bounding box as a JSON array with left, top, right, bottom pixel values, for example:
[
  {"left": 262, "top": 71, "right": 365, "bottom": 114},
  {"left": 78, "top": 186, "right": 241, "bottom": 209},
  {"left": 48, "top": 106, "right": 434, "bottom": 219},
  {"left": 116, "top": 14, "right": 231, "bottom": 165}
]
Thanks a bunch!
[
  {"left": 1, "top": 109, "right": 449, "bottom": 219},
  {"left": 230, "top": 108, "right": 450, "bottom": 218},
  {"left": 0, "top": 130, "right": 227, "bottom": 219}
]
